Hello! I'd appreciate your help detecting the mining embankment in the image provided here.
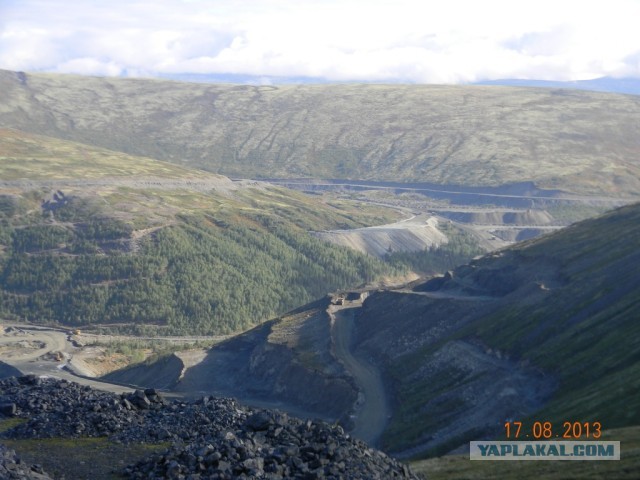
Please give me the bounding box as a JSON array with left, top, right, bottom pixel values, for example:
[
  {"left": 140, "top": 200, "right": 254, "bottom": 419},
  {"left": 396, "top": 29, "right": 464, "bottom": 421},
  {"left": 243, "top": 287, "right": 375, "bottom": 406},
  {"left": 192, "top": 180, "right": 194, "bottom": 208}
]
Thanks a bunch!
[
  {"left": 174, "top": 299, "right": 358, "bottom": 421},
  {"left": 436, "top": 208, "right": 555, "bottom": 225},
  {"left": 0, "top": 361, "right": 21, "bottom": 379},
  {"left": 101, "top": 354, "right": 185, "bottom": 390},
  {"left": 351, "top": 290, "right": 557, "bottom": 457},
  {"left": 281, "top": 177, "right": 618, "bottom": 249},
  {"left": 313, "top": 214, "right": 447, "bottom": 258}
]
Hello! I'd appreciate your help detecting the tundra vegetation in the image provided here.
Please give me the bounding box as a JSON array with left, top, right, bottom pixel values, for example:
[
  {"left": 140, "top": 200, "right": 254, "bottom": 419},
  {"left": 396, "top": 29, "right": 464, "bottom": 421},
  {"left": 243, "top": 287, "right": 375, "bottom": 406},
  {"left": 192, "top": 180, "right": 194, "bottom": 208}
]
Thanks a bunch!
[{"left": 2, "top": 70, "right": 640, "bottom": 197}]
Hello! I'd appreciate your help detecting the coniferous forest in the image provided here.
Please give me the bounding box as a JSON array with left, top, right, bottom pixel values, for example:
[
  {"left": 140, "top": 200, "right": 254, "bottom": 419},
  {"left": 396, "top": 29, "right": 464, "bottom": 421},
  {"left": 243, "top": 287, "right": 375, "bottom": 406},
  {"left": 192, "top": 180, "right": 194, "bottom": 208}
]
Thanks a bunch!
[{"left": 0, "top": 191, "right": 401, "bottom": 335}]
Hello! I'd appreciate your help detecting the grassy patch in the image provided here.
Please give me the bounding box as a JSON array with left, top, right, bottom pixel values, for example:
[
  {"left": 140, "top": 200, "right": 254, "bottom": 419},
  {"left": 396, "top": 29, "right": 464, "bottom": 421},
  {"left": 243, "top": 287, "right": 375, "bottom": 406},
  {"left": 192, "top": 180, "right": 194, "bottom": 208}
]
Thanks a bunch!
[
  {"left": 382, "top": 367, "right": 470, "bottom": 452},
  {"left": 410, "top": 426, "right": 640, "bottom": 480},
  {"left": 0, "top": 128, "right": 210, "bottom": 181},
  {"left": 0, "top": 417, "right": 27, "bottom": 433},
  {"left": 2, "top": 436, "right": 169, "bottom": 480}
]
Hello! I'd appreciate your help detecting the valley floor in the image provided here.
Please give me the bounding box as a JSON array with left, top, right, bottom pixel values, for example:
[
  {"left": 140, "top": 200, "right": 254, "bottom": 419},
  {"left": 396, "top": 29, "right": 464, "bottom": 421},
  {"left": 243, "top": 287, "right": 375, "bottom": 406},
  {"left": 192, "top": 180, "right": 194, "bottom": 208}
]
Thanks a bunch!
[{"left": 0, "top": 323, "right": 134, "bottom": 394}]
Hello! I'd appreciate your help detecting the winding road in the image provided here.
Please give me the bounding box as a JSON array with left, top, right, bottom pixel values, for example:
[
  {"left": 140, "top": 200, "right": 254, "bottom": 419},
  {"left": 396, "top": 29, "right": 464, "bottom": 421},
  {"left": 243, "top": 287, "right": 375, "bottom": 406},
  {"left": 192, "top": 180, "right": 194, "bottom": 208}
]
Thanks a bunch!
[{"left": 330, "top": 304, "right": 389, "bottom": 447}]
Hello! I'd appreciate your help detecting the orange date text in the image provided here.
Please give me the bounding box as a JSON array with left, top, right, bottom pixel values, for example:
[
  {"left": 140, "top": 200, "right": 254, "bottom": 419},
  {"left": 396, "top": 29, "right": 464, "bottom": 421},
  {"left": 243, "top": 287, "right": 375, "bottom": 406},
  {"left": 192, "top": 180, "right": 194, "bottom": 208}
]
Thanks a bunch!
[{"left": 504, "top": 421, "right": 602, "bottom": 440}]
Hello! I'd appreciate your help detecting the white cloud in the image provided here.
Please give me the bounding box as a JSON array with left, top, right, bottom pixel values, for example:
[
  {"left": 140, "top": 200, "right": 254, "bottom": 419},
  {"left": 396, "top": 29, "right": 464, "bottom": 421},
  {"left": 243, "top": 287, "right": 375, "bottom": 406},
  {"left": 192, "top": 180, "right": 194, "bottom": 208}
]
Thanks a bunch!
[
  {"left": 54, "top": 58, "right": 124, "bottom": 77},
  {"left": 0, "top": 0, "right": 639, "bottom": 82}
]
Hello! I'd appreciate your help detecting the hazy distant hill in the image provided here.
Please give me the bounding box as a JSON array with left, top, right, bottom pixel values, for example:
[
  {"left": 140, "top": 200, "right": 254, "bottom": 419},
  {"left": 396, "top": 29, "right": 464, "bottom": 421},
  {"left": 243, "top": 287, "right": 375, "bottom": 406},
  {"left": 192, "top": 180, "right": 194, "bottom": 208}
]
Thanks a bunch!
[
  {"left": 164, "top": 74, "right": 640, "bottom": 96},
  {"left": 475, "top": 76, "right": 640, "bottom": 95},
  {"left": 1, "top": 70, "right": 640, "bottom": 196}
]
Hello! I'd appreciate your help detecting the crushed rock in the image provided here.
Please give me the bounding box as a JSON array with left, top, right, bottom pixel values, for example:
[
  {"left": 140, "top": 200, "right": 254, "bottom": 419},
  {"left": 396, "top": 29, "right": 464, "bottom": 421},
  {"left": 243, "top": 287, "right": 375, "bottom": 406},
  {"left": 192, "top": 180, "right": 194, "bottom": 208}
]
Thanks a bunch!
[{"left": 0, "top": 376, "right": 419, "bottom": 479}]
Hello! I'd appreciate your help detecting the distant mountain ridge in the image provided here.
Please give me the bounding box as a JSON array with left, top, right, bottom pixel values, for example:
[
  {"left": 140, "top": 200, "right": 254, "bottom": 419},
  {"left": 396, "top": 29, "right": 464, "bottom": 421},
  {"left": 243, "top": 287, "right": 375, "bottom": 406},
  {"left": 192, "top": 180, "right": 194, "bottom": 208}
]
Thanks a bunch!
[
  {"left": 158, "top": 73, "right": 640, "bottom": 96},
  {"left": 1, "top": 69, "right": 640, "bottom": 197},
  {"left": 474, "top": 76, "right": 640, "bottom": 96}
]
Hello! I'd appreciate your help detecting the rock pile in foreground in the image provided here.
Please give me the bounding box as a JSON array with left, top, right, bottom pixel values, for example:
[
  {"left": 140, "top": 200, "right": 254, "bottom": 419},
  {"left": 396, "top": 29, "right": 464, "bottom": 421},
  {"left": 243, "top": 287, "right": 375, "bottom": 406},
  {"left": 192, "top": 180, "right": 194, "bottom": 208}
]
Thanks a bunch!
[
  {"left": 0, "top": 444, "right": 52, "bottom": 480},
  {"left": 0, "top": 376, "right": 419, "bottom": 479}
]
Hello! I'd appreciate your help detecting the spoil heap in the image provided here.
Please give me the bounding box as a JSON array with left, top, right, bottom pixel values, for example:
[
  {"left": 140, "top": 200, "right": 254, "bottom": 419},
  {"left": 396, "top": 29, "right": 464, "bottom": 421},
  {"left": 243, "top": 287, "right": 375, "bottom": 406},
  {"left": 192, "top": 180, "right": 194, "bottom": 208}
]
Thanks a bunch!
[{"left": 0, "top": 376, "right": 418, "bottom": 479}]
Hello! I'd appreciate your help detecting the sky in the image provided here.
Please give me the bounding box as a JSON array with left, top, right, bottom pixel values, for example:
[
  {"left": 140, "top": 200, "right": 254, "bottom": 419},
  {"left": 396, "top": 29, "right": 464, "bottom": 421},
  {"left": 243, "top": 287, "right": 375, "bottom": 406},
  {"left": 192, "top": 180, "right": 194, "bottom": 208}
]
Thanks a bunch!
[{"left": 1, "top": 0, "right": 640, "bottom": 84}]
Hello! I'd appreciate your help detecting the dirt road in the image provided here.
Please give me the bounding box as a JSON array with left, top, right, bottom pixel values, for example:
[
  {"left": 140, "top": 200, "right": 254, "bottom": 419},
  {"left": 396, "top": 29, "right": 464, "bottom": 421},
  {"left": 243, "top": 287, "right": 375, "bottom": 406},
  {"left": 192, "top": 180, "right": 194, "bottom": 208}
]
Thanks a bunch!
[
  {"left": 0, "top": 327, "right": 67, "bottom": 362},
  {"left": 331, "top": 306, "right": 389, "bottom": 447},
  {"left": 0, "top": 324, "right": 133, "bottom": 394},
  {"left": 391, "top": 288, "right": 497, "bottom": 302}
]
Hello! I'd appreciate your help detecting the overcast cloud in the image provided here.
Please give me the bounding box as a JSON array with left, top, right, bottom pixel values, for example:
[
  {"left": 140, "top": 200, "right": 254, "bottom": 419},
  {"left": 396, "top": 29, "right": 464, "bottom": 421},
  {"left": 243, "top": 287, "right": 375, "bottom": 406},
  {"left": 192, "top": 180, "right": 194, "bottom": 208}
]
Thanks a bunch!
[{"left": 1, "top": 0, "right": 639, "bottom": 83}]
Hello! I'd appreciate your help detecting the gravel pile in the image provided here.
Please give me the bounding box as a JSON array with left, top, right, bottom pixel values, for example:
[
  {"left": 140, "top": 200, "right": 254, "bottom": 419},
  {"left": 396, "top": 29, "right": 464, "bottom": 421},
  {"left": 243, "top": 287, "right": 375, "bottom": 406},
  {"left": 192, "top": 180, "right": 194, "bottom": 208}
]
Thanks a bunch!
[
  {"left": 126, "top": 411, "right": 415, "bottom": 479},
  {"left": 0, "top": 444, "right": 53, "bottom": 480},
  {"left": 0, "top": 375, "right": 242, "bottom": 443},
  {"left": 0, "top": 376, "right": 419, "bottom": 479}
]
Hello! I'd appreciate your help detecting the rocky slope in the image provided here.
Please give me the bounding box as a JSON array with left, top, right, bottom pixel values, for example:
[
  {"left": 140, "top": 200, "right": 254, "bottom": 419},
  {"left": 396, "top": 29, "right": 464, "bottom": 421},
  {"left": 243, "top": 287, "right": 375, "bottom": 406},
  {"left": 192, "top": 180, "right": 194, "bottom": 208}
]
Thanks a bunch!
[
  {"left": 100, "top": 353, "right": 185, "bottom": 390},
  {"left": 0, "top": 375, "right": 418, "bottom": 479},
  {"left": 2, "top": 69, "right": 640, "bottom": 196},
  {"left": 0, "top": 361, "right": 21, "bottom": 380},
  {"left": 436, "top": 209, "right": 555, "bottom": 226}
]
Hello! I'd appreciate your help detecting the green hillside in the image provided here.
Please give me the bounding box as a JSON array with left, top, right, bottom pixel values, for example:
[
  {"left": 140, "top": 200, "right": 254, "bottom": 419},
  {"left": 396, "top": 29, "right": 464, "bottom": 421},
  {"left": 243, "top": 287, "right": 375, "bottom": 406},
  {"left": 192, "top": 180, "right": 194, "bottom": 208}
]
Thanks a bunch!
[
  {"left": 0, "top": 129, "right": 401, "bottom": 335},
  {"left": 469, "top": 203, "right": 640, "bottom": 428},
  {"left": 1, "top": 70, "right": 640, "bottom": 196}
]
